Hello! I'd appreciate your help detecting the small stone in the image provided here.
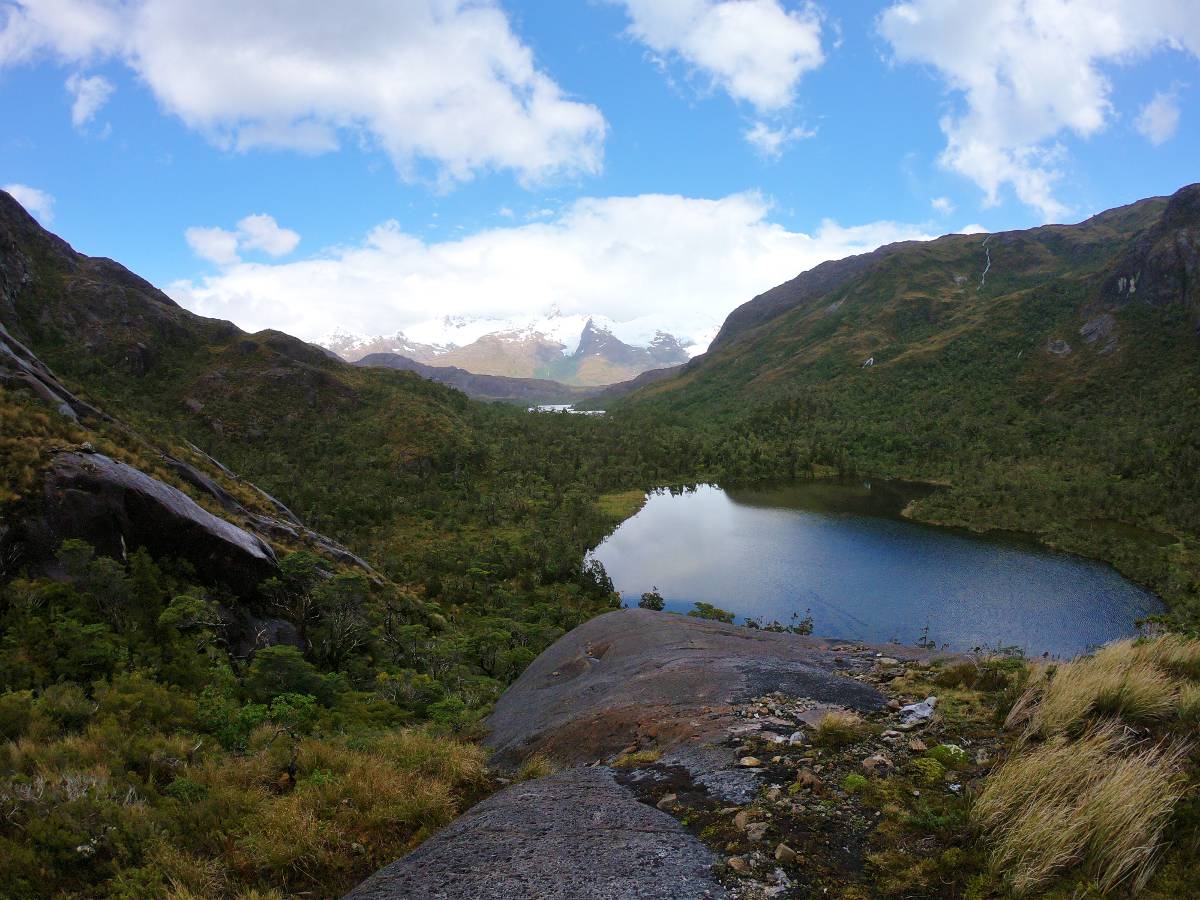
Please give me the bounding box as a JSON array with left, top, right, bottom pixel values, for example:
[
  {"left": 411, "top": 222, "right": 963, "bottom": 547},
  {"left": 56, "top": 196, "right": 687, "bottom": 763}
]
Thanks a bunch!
[
  {"left": 887, "top": 699, "right": 902, "bottom": 711},
  {"left": 862, "top": 754, "right": 893, "bottom": 775},
  {"left": 727, "top": 856, "right": 751, "bottom": 874},
  {"left": 898, "top": 696, "right": 937, "bottom": 726},
  {"left": 948, "top": 783, "right": 962, "bottom": 794},
  {"left": 975, "top": 749, "right": 991, "bottom": 765},
  {"left": 739, "top": 756, "right": 763, "bottom": 768},
  {"left": 876, "top": 657, "right": 900, "bottom": 666},
  {"left": 734, "top": 809, "right": 760, "bottom": 830},
  {"left": 765, "top": 787, "right": 783, "bottom": 802},
  {"left": 656, "top": 793, "right": 677, "bottom": 811},
  {"left": 775, "top": 843, "right": 799, "bottom": 865},
  {"left": 771, "top": 755, "right": 783, "bottom": 763},
  {"left": 788, "top": 731, "right": 806, "bottom": 746},
  {"left": 745, "top": 822, "right": 770, "bottom": 842},
  {"left": 908, "top": 738, "right": 928, "bottom": 752}
]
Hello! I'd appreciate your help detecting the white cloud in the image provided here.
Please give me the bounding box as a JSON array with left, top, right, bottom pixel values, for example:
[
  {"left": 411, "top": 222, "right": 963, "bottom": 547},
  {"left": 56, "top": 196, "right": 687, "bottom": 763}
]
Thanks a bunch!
[
  {"left": 65, "top": 71, "right": 113, "bottom": 128},
  {"left": 744, "top": 120, "right": 815, "bottom": 158},
  {"left": 235, "top": 214, "right": 300, "bottom": 257},
  {"left": 185, "top": 226, "right": 240, "bottom": 266},
  {"left": 930, "top": 196, "right": 954, "bottom": 216},
  {"left": 1135, "top": 87, "right": 1182, "bottom": 145},
  {"left": 614, "top": 0, "right": 825, "bottom": 111},
  {"left": 2, "top": 183, "right": 55, "bottom": 224},
  {"left": 0, "top": 0, "right": 606, "bottom": 185},
  {"left": 168, "top": 192, "right": 931, "bottom": 353},
  {"left": 879, "top": 0, "right": 1200, "bottom": 221},
  {"left": 959, "top": 223, "right": 988, "bottom": 235},
  {"left": 186, "top": 214, "right": 301, "bottom": 266}
]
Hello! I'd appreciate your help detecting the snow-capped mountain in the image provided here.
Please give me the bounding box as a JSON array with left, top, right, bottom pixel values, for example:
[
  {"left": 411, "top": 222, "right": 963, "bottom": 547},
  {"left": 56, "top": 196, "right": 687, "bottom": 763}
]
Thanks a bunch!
[{"left": 322, "top": 314, "right": 693, "bottom": 386}]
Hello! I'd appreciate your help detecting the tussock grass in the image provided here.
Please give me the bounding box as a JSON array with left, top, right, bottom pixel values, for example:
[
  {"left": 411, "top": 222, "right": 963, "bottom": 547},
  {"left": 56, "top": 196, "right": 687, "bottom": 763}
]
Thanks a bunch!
[
  {"left": 974, "top": 723, "right": 1187, "bottom": 895},
  {"left": 612, "top": 748, "right": 661, "bottom": 769},
  {"left": 1006, "top": 636, "right": 1200, "bottom": 740},
  {"left": 813, "top": 710, "right": 867, "bottom": 748},
  {"left": 1179, "top": 683, "right": 1200, "bottom": 725},
  {"left": 516, "top": 753, "right": 556, "bottom": 781}
]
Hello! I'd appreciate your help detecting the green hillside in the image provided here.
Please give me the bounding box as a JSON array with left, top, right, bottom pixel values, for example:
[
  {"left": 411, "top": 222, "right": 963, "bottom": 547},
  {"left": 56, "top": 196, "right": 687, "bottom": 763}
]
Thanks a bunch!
[{"left": 615, "top": 185, "right": 1200, "bottom": 626}]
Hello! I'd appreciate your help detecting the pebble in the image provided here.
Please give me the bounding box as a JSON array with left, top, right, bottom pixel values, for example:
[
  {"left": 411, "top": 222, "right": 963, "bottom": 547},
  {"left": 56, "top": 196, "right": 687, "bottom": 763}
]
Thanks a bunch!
[
  {"left": 861, "top": 754, "right": 893, "bottom": 774},
  {"left": 739, "top": 756, "right": 763, "bottom": 768},
  {"left": 787, "top": 731, "right": 806, "bottom": 746},
  {"left": 727, "top": 856, "right": 751, "bottom": 875},
  {"left": 745, "top": 822, "right": 770, "bottom": 842},
  {"left": 908, "top": 738, "right": 928, "bottom": 752},
  {"left": 775, "top": 843, "right": 799, "bottom": 865},
  {"left": 886, "top": 699, "right": 902, "bottom": 711},
  {"left": 898, "top": 696, "right": 938, "bottom": 726},
  {"left": 656, "top": 793, "right": 677, "bottom": 811}
]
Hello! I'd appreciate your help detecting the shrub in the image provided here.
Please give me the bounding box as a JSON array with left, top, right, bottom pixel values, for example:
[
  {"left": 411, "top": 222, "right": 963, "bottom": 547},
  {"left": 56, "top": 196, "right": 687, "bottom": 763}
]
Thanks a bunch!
[
  {"left": 0, "top": 691, "right": 34, "bottom": 741},
  {"left": 245, "top": 646, "right": 334, "bottom": 705},
  {"left": 35, "top": 683, "right": 93, "bottom": 733},
  {"left": 687, "top": 602, "right": 735, "bottom": 623}
]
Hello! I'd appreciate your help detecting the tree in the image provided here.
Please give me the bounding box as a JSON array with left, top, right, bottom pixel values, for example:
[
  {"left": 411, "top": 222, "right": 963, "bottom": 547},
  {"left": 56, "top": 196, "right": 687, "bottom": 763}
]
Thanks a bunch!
[
  {"left": 687, "top": 601, "right": 735, "bottom": 624},
  {"left": 638, "top": 587, "right": 665, "bottom": 611}
]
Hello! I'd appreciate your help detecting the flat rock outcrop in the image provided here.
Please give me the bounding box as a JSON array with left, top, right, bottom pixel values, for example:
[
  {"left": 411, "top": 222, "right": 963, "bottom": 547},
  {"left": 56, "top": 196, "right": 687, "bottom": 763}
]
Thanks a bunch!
[
  {"left": 486, "top": 608, "right": 892, "bottom": 769},
  {"left": 350, "top": 610, "right": 944, "bottom": 898},
  {"left": 344, "top": 767, "right": 727, "bottom": 900}
]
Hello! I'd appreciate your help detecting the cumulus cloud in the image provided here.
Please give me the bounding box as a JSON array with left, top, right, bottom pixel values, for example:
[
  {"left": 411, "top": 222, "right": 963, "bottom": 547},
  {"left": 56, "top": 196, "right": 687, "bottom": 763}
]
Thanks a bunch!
[
  {"left": 1135, "top": 87, "right": 1183, "bottom": 145},
  {"left": 613, "top": 0, "right": 825, "bottom": 111},
  {"left": 0, "top": 0, "right": 606, "bottom": 184},
  {"left": 186, "top": 214, "right": 300, "bottom": 267},
  {"left": 65, "top": 71, "right": 113, "bottom": 128},
  {"left": 168, "top": 192, "right": 930, "bottom": 352},
  {"left": 930, "top": 196, "right": 954, "bottom": 215},
  {"left": 744, "top": 120, "right": 815, "bottom": 158},
  {"left": 3, "top": 182, "right": 55, "bottom": 224},
  {"left": 879, "top": 0, "right": 1200, "bottom": 220}
]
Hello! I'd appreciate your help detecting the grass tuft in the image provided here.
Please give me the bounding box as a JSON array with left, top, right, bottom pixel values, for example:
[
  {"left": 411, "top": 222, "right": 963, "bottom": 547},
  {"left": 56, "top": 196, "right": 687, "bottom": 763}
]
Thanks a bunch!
[
  {"left": 813, "top": 710, "right": 866, "bottom": 748},
  {"left": 974, "top": 723, "right": 1187, "bottom": 895}
]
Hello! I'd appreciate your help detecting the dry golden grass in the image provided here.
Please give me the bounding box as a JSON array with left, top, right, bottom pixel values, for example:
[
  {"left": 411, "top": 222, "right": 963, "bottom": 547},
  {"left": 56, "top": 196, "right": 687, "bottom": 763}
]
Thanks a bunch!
[
  {"left": 516, "top": 753, "right": 556, "bottom": 781},
  {"left": 813, "top": 710, "right": 867, "bottom": 747},
  {"left": 974, "top": 723, "right": 1187, "bottom": 895},
  {"left": 1006, "top": 636, "right": 1200, "bottom": 740},
  {"left": 1178, "top": 683, "right": 1200, "bottom": 725}
]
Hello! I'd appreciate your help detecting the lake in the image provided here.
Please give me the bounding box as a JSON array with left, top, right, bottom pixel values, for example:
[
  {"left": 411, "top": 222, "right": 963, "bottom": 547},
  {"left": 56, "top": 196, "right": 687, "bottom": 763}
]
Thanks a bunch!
[{"left": 589, "top": 482, "right": 1163, "bottom": 658}]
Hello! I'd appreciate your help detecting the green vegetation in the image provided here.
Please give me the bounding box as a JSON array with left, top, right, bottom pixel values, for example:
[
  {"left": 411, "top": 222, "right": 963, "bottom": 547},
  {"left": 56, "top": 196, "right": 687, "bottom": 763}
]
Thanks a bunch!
[{"left": 3, "top": 185, "right": 1200, "bottom": 895}]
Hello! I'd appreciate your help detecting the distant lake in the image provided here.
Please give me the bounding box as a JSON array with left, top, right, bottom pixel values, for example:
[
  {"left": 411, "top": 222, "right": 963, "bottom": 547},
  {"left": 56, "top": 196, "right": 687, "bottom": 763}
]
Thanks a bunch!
[{"left": 589, "top": 483, "right": 1163, "bottom": 658}]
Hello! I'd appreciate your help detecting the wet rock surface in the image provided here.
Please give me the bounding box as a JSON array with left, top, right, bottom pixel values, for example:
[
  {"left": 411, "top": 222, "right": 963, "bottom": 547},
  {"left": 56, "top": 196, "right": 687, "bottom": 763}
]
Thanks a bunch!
[{"left": 344, "top": 767, "right": 728, "bottom": 900}]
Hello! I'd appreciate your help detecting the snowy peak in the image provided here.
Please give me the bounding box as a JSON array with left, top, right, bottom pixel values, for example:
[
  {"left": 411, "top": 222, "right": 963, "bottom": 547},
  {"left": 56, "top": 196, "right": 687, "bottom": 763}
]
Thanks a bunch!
[{"left": 323, "top": 316, "right": 690, "bottom": 386}]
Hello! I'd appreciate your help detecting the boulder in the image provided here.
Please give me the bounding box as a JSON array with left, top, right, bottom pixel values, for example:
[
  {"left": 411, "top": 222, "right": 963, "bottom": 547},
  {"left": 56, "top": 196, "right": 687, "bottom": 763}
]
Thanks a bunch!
[
  {"left": 344, "top": 767, "right": 727, "bottom": 900},
  {"left": 30, "top": 451, "right": 278, "bottom": 597},
  {"left": 485, "top": 608, "right": 888, "bottom": 769}
]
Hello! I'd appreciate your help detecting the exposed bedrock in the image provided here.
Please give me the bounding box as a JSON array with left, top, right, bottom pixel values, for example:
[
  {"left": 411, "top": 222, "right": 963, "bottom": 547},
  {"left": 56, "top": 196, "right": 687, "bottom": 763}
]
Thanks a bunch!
[
  {"left": 486, "top": 608, "right": 893, "bottom": 769},
  {"left": 344, "top": 767, "right": 728, "bottom": 900},
  {"left": 13, "top": 451, "right": 279, "bottom": 597},
  {"left": 349, "top": 609, "right": 942, "bottom": 899}
]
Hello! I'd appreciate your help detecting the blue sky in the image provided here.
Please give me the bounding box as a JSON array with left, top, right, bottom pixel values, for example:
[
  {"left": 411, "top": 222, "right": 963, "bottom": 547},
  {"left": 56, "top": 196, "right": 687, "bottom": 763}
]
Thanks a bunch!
[{"left": 1, "top": 1, "right": 1197, "bottom": 350}]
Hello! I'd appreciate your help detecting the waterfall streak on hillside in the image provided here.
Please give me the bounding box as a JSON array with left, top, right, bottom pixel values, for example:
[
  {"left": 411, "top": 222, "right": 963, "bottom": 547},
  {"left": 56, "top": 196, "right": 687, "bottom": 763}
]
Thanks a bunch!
[{"left": 979, "top": 235, "right": 993, "bottom": 290}]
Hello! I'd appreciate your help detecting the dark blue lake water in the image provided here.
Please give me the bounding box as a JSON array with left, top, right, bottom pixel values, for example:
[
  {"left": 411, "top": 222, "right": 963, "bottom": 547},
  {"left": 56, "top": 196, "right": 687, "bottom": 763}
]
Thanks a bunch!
[{"left": 589, "top": 483, "right": 1164, "bottom": 658}]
